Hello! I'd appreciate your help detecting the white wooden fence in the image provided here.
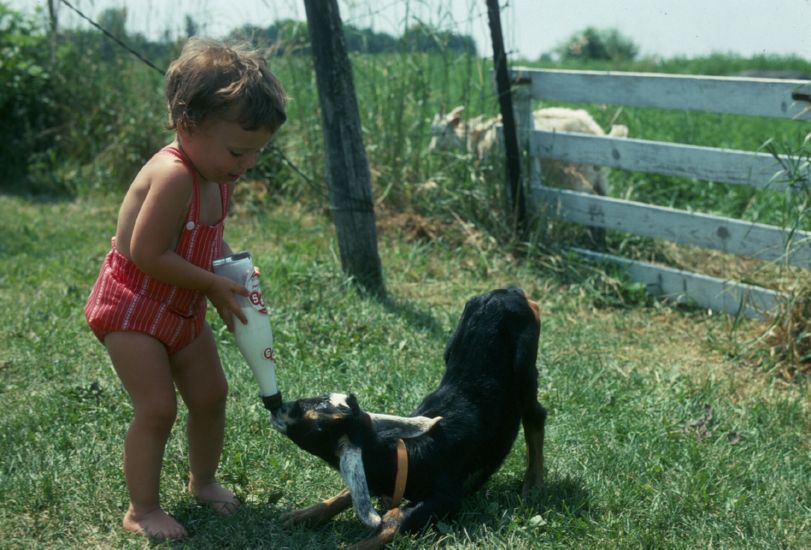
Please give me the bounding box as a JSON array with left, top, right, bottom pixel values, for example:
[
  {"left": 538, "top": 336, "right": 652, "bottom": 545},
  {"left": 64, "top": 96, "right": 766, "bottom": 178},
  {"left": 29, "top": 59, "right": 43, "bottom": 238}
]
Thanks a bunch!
[{"left": 509, "top": 68, "right": 811, "bottom": 319}]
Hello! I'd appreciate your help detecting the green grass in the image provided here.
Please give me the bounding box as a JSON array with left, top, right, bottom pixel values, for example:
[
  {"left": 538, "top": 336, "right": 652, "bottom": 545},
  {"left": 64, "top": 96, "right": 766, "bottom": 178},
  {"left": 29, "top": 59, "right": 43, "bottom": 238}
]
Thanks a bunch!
[{"left": 1, "top": 192, "right": 809, "bottom": 549}]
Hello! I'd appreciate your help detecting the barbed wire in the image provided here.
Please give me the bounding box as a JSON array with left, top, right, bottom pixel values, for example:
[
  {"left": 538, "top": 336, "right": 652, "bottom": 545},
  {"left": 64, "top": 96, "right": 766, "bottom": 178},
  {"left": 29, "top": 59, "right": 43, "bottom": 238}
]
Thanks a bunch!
[
  {"left": 50, "top": 0, "right": 516, "bottom": 209},
  {"left": 57, "top": 0, "right": 165, "bottom": 74},
  {"left": 342, "top": 0, "right": 407, "bottom": 27},
  {"left": 55, "top": 0, "right": 321, "bottom": 193}
]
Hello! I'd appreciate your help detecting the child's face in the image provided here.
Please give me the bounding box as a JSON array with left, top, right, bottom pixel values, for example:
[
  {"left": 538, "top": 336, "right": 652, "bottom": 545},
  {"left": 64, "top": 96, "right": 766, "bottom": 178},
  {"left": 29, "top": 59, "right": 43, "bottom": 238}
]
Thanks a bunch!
[{"left": 180, "top": 117, "right": 274, "bottom": 184}]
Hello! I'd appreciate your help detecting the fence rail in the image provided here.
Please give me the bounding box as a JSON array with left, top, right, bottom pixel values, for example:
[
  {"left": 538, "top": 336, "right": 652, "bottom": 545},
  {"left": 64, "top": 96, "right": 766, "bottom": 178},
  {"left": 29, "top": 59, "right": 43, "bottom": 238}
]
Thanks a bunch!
[
  {"left": 573, "top": 247, "right": 786, "bottom": 320},
  {"left": 518, "top": 68, "right": 811, "bottom": 119},
  {"left": 532, "top": 131, "right": 805, "bottom": 190},
  {"left": 533, "top": 186, "right": 811, "bottom": 268},
  {"left": 509, "top": 67, "right": 811, "bottom": 319}
]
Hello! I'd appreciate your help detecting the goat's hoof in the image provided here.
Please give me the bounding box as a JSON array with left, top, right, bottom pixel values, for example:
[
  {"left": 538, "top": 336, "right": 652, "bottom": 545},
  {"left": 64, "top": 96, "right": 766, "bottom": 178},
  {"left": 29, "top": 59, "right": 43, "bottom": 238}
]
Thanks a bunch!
[
  {"left": 521, "top": 477, "right": 544, "bottom": 500},
  {"left": 345, "top": 508, "right": 403, "bottom": 550}
]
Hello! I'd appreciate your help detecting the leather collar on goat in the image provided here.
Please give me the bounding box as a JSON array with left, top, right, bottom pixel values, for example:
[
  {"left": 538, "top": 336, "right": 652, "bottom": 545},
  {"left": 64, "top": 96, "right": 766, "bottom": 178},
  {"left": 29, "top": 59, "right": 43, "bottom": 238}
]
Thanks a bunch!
[{"left": 391, "top": 439, "right": 408, "bottom": 509}]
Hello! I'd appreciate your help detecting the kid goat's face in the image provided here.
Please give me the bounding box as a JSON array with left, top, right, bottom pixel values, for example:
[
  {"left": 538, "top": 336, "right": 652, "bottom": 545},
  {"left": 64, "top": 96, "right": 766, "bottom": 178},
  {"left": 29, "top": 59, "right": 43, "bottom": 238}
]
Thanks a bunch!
[{"left": 180, "top": 117, "right": 274, "bottom": 184}]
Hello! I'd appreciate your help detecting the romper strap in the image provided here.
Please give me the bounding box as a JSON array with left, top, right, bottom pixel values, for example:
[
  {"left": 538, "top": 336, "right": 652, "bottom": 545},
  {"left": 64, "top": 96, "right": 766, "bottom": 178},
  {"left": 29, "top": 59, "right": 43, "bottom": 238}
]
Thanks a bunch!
[{"left": 160, "top": 145, "right": 200, "bottom": 224}]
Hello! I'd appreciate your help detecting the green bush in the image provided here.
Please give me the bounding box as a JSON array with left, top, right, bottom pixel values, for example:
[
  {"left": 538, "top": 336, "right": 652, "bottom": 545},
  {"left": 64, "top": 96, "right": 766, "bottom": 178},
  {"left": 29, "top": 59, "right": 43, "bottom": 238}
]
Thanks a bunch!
[
  {"left": 555, "top": 27, "right": 639, "bottom": 62},
  {"left": 0, "top": 4, "right": 55, "bottom": 189}
]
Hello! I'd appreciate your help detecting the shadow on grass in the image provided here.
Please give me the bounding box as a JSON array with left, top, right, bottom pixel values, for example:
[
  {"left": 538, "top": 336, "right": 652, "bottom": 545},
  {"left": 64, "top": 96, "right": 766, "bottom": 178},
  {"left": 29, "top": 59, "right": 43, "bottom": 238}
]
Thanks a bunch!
[
  {"left": 480, "top": 474, "right": 593, "bottom": 517},
  {"left": 536, "top": 474, "right": 594, "bottom": 517},
  {"left": 382, "top": 474, "right": 596, "bottom": 546},
  {"left": 165, "top": 499, "right": 363, "bottom": 549},
  {"left": 376, "top": 292, "right": 449, "bottom": 340},
  {"left": 160, "top": 474, "right": 592, "bottom": 547}
]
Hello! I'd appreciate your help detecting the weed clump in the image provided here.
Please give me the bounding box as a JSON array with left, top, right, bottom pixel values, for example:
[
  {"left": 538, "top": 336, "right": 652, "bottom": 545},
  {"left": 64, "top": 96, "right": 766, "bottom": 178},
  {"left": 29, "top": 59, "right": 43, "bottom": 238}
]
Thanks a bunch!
[{"left": 751, "top": 288, "right": 811, "bottom": 381}]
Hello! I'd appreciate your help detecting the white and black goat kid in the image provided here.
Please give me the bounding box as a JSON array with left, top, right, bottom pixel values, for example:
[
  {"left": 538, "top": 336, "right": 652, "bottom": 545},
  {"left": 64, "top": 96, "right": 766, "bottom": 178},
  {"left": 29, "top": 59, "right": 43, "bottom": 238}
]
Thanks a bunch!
[{"left": 271, "top": 288, "right": 546, "bottom": 548}]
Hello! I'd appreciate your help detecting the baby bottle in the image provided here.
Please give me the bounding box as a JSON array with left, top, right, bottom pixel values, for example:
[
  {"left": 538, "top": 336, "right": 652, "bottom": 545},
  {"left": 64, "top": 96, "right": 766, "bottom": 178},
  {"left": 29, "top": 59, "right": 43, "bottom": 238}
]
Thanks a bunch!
[{"left": 213, "top": 252, "right": 282, "bottom": 412}]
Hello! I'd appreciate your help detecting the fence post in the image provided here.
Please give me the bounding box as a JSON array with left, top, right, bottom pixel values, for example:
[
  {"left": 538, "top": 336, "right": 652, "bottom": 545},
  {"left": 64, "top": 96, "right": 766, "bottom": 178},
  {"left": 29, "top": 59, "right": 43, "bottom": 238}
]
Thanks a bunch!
[
  {"left": 303, "top": 0, "right": 386, "bottom": 297},
  {"left": 486, "top": 0, "right": 525, "bottom": 234},
  {"left": 511, "top": 73, "right": 539, "bottom": 205}
]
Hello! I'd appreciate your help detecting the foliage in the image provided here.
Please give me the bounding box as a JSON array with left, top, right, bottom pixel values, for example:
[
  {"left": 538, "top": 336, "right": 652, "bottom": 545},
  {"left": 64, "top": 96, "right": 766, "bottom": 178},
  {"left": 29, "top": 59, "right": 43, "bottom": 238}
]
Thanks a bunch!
[
  {"left": 741, "top": 136, "right": 811, "bottom": 380},
  {"left": 226, "top": 19, "right": 473, "bottom": 56},
  {"left": 0, "top": 3, "right": 55, "bottom": 186},
  {"left": 401, "top": 23, "right": 477, "bottom": 55},
  {"left": 0, "top": 5, "right": 176, "bottom": 195},
  {"left": 555, "top": 26, "right": 639, "bottom": 62},
  {"left": 227, "top": 19, "right": 311, "bottom": 55},
  {"left": 343, "top": 23, "right": 399, "bottom": 54}
]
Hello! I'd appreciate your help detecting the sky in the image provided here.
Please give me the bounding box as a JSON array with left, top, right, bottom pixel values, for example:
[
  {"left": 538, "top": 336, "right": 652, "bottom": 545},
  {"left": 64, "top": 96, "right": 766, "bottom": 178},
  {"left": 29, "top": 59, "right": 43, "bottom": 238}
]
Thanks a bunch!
[{"left": 17, "top": 0, "right": 811, "bottom": 60}]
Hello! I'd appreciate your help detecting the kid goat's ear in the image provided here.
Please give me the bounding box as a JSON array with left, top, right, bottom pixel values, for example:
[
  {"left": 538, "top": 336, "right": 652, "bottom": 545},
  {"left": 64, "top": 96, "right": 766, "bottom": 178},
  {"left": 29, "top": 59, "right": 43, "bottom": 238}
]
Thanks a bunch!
[
  {"left": 513, "top": 326, "right": 540, "bottom": 380},
  {"left": 344, "top": 394, "right": 373, "bottom": 446},
  {"left": 346, "top": 393, "right": 361, "bottom": 415}
]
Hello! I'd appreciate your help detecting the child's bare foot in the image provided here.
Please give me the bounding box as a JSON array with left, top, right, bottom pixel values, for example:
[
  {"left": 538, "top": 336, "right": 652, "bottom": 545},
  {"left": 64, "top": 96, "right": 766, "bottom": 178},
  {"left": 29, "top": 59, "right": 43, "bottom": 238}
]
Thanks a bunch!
[
  {"left": 123, "top": 505, "right": 188, "bottom": 540},
  {"left": 189, "top": 479, "right": 240, "bottom": 516}
]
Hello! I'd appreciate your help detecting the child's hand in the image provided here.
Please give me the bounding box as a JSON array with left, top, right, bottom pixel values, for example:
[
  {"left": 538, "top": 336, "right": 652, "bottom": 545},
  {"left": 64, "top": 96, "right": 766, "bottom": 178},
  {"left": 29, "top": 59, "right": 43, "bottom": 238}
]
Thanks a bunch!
[{"left": 205, "top": 275, "right": 250, "bottom": 332}]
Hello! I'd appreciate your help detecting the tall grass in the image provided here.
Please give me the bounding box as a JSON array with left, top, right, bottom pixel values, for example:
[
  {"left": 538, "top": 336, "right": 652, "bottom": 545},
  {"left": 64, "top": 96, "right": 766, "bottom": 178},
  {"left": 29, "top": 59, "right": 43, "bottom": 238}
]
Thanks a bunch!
[{"left": 8, "top": 4, "right": 810, "bottom": 230}]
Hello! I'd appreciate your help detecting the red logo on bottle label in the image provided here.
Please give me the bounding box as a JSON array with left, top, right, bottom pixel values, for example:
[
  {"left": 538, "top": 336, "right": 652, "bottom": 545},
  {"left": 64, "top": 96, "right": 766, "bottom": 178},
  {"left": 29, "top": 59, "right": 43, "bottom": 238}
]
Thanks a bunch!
[
  {"left": 247, "top": 272, "right": 268, "bottom": 314},
  {"left": 263, "top": 347, "right": 276, "bottom": 361}
]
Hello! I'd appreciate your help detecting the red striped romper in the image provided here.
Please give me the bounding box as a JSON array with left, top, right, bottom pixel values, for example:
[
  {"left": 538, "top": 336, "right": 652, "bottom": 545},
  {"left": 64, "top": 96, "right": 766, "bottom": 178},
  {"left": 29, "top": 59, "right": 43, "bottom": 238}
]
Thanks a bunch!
[{"left": 85, "top": 146, "right": 229, "bottom": 355}]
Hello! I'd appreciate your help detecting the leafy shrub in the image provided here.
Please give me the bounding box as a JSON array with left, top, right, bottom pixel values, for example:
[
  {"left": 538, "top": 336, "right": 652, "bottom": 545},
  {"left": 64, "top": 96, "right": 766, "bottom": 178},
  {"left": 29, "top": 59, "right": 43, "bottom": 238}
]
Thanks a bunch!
[
  {"left": 556, "top": 27, "right": 639, "bottom": 62},
  {"left": 0, "top": 4, "right": 55, "bottom": 189}
]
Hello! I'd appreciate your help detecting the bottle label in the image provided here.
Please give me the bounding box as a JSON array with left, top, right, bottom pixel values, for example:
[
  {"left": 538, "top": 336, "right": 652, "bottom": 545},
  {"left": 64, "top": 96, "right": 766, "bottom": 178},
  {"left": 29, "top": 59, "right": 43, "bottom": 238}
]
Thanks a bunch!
[{"left": 245, "top": 270, "right": 268, "bottom": 314}]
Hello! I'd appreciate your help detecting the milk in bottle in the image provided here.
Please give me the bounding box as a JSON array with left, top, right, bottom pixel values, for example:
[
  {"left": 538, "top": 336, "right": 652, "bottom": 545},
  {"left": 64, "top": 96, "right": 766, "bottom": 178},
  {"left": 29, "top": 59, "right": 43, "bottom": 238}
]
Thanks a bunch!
[{"left": 212, "top": 252, "right": 282, "bottom": 411}]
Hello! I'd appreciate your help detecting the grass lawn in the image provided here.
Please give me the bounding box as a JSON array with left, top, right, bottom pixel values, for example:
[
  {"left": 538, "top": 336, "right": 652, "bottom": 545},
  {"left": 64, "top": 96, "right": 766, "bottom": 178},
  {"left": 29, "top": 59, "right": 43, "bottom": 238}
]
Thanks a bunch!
[{"left": 1, "top": 192, "right": 809, "bottom": 549}]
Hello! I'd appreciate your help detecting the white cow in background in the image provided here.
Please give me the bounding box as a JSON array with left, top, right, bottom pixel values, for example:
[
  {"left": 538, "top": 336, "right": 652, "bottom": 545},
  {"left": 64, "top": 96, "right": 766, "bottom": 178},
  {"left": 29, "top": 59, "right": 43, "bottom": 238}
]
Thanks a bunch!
[{"left": 429, "top": 105, "right": 628, "bottom": 196}]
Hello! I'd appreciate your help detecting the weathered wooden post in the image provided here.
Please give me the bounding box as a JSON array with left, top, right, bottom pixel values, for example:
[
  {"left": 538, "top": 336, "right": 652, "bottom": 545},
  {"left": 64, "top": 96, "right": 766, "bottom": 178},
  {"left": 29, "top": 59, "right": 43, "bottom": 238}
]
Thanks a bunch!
[
  {"left": 486, "top": 0, "right": 525, "bottom": 234},
  {"left": 511, "top": 72, "right": 539, "bottom": 209},
  {"left": 303, "top": 0, "right": 385, "bottom": 296}
]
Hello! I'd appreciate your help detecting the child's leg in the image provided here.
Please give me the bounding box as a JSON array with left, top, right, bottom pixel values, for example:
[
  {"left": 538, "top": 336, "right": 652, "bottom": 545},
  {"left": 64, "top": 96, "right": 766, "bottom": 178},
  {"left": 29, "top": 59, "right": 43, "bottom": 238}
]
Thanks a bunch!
[
  {"left": 105, "top": 331, "right": 188, "bottom": 540},
  {"left": 170, "top": 324, "right": 239, "bottom": 515}
]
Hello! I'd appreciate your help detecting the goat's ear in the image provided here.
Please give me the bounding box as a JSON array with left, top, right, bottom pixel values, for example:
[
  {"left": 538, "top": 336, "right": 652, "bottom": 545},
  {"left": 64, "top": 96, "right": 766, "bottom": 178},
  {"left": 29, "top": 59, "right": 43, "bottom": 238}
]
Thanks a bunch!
[
  {"left": 344, "top": 394, "right": 374, "bottom": 446},
  {"left": 337, "top": 437, "right": 381, "bottom": 528},
  {"left": 448, "top": 105, "right": 465, "bottom": 126},
  {"left": 513, "top": 325, "right": 540, "bottom": 379},
  {"left": 346, "top": 393, "right": 361, "bottom": 414},
  {"left": 367, "top": 412, "right": 442, "bottom": 440}
]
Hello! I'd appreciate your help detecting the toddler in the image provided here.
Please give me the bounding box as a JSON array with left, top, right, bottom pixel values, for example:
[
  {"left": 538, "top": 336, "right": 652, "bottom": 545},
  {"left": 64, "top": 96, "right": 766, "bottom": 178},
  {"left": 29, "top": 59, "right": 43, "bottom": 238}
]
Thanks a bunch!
[{"left": 85, "top": 37, "right": 287, "bottom": 540}]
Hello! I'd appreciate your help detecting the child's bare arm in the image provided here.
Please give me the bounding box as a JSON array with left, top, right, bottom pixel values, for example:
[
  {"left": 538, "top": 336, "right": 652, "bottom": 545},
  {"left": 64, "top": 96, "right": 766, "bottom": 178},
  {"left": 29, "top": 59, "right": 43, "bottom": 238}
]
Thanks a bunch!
[
  {"left": 203, "top": 276, "right": 248, "bottom": 332},
  {"left": 129, "top": 170, "right": 248, "bottom": 330}
]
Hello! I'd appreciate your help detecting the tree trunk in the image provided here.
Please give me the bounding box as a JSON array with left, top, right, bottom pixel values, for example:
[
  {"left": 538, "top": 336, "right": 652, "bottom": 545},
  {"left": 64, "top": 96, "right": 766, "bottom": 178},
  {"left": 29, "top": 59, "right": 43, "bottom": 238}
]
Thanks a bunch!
[{"left": 303, "top": 0, "right": 386, "bottom": 296}]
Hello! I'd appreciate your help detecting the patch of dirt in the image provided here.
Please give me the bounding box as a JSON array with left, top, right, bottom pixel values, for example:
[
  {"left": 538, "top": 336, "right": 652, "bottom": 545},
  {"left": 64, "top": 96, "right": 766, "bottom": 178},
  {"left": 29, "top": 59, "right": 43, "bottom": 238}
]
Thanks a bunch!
[
  {"left": 749, "top": 295, "right": 811, "bottom": 381},
  {"left": 585, "top": 304, "right": 805, "bottom": 403},
  {"left": 610, "top": 239, "right": 811, "bottom": 381},
  {"left": 376, "top": 211, "right": 451, "bottom": 242},
  {"left": 376, "top": 209, "right": 496, "bottom": 251},
  {"left": 652, "top": 241, "right": 811, "bottom": 292}
]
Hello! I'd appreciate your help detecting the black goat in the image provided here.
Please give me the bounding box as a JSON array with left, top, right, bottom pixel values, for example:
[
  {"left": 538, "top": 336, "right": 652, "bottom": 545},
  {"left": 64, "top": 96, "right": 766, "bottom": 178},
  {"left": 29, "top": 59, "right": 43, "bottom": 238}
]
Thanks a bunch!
[{"left": 271, "top": 288, "right": 546, "bottom": 548}]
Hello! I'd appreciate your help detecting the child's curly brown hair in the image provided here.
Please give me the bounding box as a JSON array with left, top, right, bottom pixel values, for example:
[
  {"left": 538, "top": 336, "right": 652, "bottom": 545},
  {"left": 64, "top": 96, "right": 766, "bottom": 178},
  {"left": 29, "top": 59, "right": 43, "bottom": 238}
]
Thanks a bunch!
[{"left": 166, "top": 37, "right": 287, "bottom": 133}]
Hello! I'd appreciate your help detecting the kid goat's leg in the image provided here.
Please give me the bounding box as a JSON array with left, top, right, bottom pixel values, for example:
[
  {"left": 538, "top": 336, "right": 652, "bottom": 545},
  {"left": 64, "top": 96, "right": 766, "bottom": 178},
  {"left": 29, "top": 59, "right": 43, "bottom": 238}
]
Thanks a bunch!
[
  {"left": 280, "top": 488, "right": 353, "bottom": 527},
  {"left": 350, "top": 488, "right": 462, "bottom": 550},
  {"left": 522, "top": 401, "right": 546, "bottom": 497}
]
